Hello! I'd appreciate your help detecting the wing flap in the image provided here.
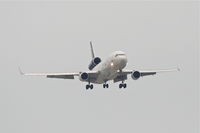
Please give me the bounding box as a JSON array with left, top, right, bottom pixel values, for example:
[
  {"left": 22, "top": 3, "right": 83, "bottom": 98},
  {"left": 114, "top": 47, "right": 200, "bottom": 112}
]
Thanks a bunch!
[
  {"left": 140, "top": 72, "right": 156, "bottom": 76},
  {"left": 47, "top": 75, "right": 75, "bottom": 79}
]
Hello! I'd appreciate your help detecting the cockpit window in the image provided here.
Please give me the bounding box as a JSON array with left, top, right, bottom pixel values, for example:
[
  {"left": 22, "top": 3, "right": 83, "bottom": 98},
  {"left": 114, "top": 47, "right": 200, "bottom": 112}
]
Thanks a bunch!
[{"left": 115, "top": 54, "right": 125, "bottom": 57}]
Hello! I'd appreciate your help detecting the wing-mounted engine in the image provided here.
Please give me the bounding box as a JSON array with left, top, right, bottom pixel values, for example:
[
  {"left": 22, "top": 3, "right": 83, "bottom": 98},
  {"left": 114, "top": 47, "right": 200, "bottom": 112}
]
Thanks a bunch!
[
  {"left": 79, "top": 72, "right": 89, "bottom": 81},
  {"left": 88, "top": 57, "right": 101, "bottom": 70},
  {"left": 131, "top": 71, "right": 141, "bottom": 80}
]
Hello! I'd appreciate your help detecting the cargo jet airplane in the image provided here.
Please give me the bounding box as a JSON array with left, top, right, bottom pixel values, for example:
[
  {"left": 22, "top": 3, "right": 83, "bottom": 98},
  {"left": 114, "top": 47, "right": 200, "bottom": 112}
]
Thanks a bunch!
[{"left": 19, "top": 42, "right": 179, "bottom": 89}]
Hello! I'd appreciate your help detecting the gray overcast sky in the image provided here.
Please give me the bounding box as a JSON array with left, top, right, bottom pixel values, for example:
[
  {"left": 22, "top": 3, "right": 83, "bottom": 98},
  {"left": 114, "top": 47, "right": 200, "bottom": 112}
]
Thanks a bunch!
[{"left": 0, "top": 1, "right": 199, "bottom": 133}]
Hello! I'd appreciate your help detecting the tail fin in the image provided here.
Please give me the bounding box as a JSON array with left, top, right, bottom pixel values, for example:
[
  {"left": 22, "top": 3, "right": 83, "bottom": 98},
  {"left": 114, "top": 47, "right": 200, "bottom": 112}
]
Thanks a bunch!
[{"left": 90, "top": 41, "right": 95, "bottom": 59}]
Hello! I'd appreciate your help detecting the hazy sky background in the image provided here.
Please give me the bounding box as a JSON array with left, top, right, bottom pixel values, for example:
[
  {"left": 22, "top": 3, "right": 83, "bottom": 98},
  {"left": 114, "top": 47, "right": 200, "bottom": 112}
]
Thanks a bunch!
[{"left": 0, "top": 1, "right": 199, "bottom": 133}]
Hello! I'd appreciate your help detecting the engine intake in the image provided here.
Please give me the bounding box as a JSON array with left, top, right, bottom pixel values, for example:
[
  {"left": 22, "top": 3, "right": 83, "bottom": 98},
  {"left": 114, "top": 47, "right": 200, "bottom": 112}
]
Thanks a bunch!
[
  {"left": 88, "top": 57, "right": 101, "bottom": 70},
  {"left": 79, "top": 72, "right": 89, "bottom": 81},
  {"left": 131, "top": 71, "right": 141, "bottom": 80}
]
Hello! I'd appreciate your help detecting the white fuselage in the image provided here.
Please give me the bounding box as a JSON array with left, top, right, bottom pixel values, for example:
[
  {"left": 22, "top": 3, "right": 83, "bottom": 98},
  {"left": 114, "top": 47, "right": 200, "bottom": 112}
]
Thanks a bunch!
[{"left": 92, "top": 51, "right": 127, "bottom": 84}]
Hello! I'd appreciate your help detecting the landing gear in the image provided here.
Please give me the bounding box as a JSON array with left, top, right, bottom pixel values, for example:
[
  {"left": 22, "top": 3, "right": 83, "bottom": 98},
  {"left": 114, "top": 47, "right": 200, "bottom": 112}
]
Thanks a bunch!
[
  {"left": 119, "top": 81, "right": 127, "bottom": 89},
  {"left": 86, "top": 84, "right": 93, "bottom": 90},
  {"left": 103, "top": 83, "right": 109, "bottom": 88}
]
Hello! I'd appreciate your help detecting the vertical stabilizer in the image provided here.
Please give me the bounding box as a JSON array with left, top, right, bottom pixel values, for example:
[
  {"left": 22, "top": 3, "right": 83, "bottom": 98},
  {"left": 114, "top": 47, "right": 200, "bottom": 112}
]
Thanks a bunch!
[{"left": 90, "top": 41, "right": 95, "bottom": 59}]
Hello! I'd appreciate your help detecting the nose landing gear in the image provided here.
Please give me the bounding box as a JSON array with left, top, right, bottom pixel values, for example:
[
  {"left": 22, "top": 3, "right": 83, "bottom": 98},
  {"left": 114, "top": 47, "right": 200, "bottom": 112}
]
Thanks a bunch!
[
  {"left": 103, "top": 83, "right": 109, "bottom": 88},
  {"left": 103, "top": 82, "right": 109, "bottom": 88}
]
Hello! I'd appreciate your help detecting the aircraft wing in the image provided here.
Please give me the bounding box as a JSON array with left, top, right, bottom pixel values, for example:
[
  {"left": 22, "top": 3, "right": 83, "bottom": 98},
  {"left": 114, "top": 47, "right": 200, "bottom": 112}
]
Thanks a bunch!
[
  {"left": 114, "top": 68, "right": 180, "bottom": 82},
  {"left": 19, "top": 68, "right": 98, "bottom": 79},
  {"left": 122, "top": 68, "right": 179, "bottom": 75}
]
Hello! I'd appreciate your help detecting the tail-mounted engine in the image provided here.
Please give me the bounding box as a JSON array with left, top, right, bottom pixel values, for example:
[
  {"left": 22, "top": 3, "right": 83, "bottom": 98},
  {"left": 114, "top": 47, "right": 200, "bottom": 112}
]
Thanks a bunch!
[
  {"left": 88, "top": 41, "right": 101, "bottom": 70},
  {"left": 131, "top": 71, "right": 141, "bottom": 80},
  {"left": 88, "top": 57, "right": 101, "bottom": 70}
]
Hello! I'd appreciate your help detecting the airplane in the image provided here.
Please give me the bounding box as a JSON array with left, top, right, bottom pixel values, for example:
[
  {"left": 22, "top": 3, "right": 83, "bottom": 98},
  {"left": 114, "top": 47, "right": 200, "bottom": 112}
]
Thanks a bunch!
[{"left": 19, "top": 42, "right": 180, "bottom": 90}]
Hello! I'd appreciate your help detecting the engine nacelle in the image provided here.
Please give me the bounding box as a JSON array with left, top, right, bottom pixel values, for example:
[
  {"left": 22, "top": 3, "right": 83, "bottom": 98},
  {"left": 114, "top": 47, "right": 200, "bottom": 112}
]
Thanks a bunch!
[
  {"left": 131, "top": 71, "right": 141, "bottom": 80},
  {"left": 79, "top": 72, "right": 89, "bottom": 81},
  {"left": 88, "top": 57, "right": 101, "bottom": 70}
]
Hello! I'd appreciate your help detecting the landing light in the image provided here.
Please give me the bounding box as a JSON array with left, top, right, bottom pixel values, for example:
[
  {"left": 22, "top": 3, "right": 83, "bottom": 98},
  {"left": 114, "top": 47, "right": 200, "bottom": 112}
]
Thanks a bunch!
[{"left": 111, "top": 62, "right": 114, "bottom": 67}]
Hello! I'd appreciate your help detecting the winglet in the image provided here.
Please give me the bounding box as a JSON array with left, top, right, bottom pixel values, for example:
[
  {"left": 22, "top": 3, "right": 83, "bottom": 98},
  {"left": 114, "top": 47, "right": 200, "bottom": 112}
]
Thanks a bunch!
[
  {"left": 90, "top": 41, "right": 95, "bottom": 58},
  {"left": 18, "top": 67, "right": 24, "bottom": 75}
]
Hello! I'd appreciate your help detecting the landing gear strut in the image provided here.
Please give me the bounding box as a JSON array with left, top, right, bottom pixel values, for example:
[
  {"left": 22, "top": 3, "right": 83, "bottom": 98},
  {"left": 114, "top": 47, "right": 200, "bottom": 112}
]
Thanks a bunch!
[{"left": 86, "top": 84, "right": 93, "bottom": 90}]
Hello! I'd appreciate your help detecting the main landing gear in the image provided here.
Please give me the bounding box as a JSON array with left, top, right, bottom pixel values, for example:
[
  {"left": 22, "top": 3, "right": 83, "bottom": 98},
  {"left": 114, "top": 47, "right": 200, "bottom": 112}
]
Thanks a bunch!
[
  {"left": 86, "top": 84, "right": 93, "bottom": 90},
  {"left": 119, "top": 81, "right": 127, "bottom": 89},
  {"left": 119, "top": 83, "right": 127, "bottom": 88}
]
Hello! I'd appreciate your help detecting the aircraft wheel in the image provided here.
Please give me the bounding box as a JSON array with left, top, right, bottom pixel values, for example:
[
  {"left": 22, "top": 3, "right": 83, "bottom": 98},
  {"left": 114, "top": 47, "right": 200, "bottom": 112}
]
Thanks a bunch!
[
  {"left": 103, "top": 84, "right": 105, "bottom": 88},
  {"left": 106, "top": 84, "right": 109, "bottom": 88},
  {"left": 123, "top": 83, "right": 127, "bottom": 88},
  {"left": 90, "top": 84, "right": 94, "bottom": 89},
  {"left": 103, "top": 84, "right": 109, "bottom": 88},
  {"left": 86, "top": 85, "right": 90, "bottom": 90},
  {"left": 119, "top": 84, "right": 123, "bottom": 89}
]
